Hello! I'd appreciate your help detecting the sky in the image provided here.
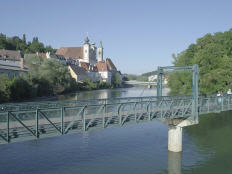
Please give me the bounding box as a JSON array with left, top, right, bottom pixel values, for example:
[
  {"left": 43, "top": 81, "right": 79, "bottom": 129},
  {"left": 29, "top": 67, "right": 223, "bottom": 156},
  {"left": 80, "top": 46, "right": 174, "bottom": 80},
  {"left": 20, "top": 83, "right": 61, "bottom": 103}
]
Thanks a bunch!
[{"left": 0, "top": 0, "right": 232, "bottom": 74}]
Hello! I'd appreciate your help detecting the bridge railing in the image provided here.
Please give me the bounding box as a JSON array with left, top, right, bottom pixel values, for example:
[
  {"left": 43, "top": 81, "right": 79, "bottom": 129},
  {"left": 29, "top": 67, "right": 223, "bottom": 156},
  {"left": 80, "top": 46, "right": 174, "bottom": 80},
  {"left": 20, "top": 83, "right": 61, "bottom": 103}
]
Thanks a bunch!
[
  {"left": 0, "top": 96, "right": 194, "bottom": 144},
  {"left": 199, "top": 94, "right": 232, "bottom": 114},
  {"left": 0, "top": 95, "right": 193, "bottom": 112}
]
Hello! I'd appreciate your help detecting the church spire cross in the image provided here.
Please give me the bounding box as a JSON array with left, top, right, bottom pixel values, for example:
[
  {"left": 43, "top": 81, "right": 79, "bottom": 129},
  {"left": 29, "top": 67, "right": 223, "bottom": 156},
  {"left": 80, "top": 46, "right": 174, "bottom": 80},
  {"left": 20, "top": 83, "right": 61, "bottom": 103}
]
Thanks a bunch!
[
  {"left": 85, "top": 32, "right": 89, "bottom": 44},
  {"left": 99, "top": 41, "right": 103, "bottom": 48}
]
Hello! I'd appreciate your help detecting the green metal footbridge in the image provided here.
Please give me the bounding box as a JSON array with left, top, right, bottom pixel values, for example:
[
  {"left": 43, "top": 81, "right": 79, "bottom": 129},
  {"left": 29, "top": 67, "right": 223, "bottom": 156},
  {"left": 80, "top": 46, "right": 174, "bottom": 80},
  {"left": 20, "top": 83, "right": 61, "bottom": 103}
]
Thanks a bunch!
[{"left": 0, "top": 65, "right": 230, "bottom": 145}]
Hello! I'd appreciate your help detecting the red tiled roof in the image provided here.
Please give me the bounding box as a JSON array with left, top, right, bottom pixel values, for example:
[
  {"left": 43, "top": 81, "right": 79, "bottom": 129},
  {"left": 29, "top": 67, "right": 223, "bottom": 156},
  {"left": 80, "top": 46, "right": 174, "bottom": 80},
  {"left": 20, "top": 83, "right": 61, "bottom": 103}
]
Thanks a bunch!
[
  {"left": 80, "top": 62, "right": 90, "bottom": 71},
  {"left": 56, "top": 47, "right": 83, "bottom": 60},
  {"left": 96, "top": 61, "right": 109, "bottom": 72},
  {"left": 0, "top": 50, "right": 22, "bottom": 61},
  {"left": 37, "top": 53, "right": 46, "bottom": 59},
  {"left": 106, "top": 58, "right": 117, "bottom": 71}
]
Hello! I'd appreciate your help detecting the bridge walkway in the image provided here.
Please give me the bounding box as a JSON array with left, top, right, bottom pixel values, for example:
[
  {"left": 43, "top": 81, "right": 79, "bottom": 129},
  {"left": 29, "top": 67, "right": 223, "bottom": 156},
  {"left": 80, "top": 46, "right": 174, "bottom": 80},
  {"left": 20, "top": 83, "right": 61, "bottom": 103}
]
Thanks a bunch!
[{"left": 0, "top": 94, "right": 231, "bottom": 144}]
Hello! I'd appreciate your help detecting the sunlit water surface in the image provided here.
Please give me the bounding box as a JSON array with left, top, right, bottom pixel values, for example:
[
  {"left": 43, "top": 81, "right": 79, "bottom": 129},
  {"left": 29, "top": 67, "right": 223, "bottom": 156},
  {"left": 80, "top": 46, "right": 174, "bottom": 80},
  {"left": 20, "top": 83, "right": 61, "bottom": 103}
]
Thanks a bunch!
[{"left": 0, "top": 87, "right": 232, "bottom": 174}]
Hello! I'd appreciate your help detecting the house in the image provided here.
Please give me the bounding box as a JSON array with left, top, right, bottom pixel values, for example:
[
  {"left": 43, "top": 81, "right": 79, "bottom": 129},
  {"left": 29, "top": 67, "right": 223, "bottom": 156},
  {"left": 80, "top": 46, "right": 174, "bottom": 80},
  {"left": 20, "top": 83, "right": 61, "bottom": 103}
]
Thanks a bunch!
[
  {"left": 0, "top": 49, "right": 27, "bottom": 77},
  {"left": 68, "top": 65, "right": 88, "bottom": 82},
  {"left": 96, "top": 61, "right": 112, "bottom": 83}
]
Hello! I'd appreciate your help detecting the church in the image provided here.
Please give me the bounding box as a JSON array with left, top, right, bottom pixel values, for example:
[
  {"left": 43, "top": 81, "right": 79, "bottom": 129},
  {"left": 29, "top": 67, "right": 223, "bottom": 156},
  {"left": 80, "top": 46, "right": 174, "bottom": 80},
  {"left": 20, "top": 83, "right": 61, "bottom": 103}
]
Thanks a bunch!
[
  {"left": 56, "top": 36, "right": 119, "bottom": 84},
  {"left": 56, "top": 36, "right": 103, "bottom": 66}
]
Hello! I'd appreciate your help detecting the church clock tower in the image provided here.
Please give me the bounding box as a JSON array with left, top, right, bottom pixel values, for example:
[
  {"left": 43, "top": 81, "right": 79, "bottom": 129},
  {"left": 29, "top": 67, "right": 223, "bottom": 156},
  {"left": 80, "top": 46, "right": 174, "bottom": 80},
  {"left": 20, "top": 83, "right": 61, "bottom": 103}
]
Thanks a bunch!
[
  {"left": 83, "top": 36, "right": 90, "bottom": 63},
  {"left": 97, "top": 41, "right": 103, "bottom": 62}
]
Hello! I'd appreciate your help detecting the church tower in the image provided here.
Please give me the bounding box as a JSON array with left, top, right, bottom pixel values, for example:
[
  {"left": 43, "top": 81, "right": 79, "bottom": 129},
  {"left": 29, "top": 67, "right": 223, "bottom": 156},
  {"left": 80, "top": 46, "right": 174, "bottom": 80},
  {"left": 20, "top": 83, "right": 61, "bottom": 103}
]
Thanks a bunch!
[
  {"left": 83, "top": 36, "right": 90, "bottom": 63},
  {"left": 97, "top": 41, "right": 103, "bottom": 62},
  {"left": 90, "top": 41, "right": 97, "bottom": 65}
]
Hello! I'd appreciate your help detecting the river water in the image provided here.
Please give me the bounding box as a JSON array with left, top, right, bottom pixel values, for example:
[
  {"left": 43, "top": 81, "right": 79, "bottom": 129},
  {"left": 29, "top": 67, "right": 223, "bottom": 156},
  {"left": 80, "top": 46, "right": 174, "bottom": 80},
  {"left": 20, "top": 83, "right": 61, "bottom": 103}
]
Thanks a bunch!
[{"left": 0, "top": 86, "right": 232, "bottom": 174}]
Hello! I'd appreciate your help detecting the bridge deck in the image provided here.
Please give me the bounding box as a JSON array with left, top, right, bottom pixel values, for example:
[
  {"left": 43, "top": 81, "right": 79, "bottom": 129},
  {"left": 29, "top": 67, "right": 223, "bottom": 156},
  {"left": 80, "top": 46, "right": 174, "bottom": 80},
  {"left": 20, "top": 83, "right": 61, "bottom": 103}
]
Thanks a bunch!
[{"left": 0, "top": 95, "right": 231, "bottom": 144}]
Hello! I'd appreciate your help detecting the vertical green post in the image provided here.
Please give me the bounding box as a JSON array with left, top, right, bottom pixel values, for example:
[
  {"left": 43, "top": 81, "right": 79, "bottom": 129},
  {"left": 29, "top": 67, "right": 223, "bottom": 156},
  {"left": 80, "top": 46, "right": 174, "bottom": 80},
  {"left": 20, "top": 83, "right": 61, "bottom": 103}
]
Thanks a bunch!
[
  {"left": 35, "top": 109, "right": 39, "bottom": 138},
  {"left": 157, "top": 67, "right": 163, "bottom": 97},
  {"left": 61, "top": 107, "right": 64, "bottom": 134},
  {"left": 207, "top": 98, "right": 210, "bottom": 113},
  {"left": 221, "top": 96, "right": 224, "bottom": 111},
  {"left": 7, "top": 112, "right": 10, "bottom": 143},
  {"left": 102, "top": 105, "right": 106, "bottom": 128},
  {"left": 118, "top": 104, "right": 122, "bottom": 125},
  {"left": 192, "top": 64, "right": 199, "bottom": 120},
  {"left": 134, "top": 103, "right": 137, "bottom": 122},
  {"left": 83, "top": 106, "right": 86, "bottom": 131},
  {"left": 147, "top": 102, "right": 151, "bottom": 120}
]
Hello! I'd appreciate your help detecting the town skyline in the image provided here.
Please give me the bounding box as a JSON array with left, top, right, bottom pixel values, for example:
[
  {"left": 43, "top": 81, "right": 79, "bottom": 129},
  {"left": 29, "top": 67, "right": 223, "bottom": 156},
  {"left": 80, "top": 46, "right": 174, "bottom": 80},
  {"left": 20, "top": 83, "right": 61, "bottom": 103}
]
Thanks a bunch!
[{"left": 1, "top": 0, "right": 232, "bottom": 74}]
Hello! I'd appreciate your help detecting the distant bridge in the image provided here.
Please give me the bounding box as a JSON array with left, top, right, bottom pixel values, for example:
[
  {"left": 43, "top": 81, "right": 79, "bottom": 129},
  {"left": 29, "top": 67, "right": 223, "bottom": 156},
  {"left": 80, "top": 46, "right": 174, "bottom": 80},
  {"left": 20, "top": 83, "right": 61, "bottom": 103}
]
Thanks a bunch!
[{"left": 124, "top": 80, "right": 156, "bottom": 86}]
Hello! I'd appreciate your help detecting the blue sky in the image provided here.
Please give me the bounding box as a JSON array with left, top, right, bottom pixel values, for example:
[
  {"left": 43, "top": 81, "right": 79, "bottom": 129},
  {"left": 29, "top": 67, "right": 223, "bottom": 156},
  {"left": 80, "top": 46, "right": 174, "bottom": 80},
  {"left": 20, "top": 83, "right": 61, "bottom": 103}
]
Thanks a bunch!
[{"left": 0, "top": 0, "right": 232, "bottom": 74}]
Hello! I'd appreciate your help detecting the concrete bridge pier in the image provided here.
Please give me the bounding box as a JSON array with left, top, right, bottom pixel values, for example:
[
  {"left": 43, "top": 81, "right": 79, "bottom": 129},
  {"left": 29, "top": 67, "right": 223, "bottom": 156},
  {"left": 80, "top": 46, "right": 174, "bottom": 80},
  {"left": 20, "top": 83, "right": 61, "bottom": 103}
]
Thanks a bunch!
[
  {"left": 168, "top": 151, "right": 182, "bottom": 174},
  {"left": 166, "top": 119, "right": 198, "bottom": 152},
  {"left": 168, "top": 125, "right": 183, "bottom": 152}
]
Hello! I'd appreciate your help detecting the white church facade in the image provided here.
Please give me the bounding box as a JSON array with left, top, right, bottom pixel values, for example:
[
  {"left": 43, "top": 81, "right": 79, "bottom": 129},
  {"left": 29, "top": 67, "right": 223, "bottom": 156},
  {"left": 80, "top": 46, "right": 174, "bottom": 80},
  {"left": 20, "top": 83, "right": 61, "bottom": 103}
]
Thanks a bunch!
[{"left": 56, "top": 36, "right": 118, "bottom": 84}]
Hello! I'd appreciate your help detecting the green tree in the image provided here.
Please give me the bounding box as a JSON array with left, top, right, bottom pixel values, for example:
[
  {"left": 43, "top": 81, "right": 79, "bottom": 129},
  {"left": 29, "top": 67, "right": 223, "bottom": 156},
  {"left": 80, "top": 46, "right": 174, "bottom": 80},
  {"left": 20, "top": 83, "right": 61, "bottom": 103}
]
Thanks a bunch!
[
  {"left": 0, "top": 74, "right": 11, "bottom": 102},
  {"left": 112, "top": 72, "right": 121, "bottom": 88},
  {"left": 98, "top": 80, "right": 111, "bottom": 89},
  {"left": 168, "top": 28, "right": 232, "bottom": 95},
  {"left": 8, "top": 78, "right": 33, "bottom": 101},
  {"left": 0, "top": 33, "right": 56, "bottom": 53},
  {"left": 28, "top": 37, "right": 45, "bottom": 53}
]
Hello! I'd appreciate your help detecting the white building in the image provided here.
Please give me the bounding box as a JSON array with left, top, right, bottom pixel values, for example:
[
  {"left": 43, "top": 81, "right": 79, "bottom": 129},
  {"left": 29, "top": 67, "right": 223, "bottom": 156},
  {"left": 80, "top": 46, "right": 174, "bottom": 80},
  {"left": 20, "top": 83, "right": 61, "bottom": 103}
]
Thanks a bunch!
[
  {"left": 56, "top": 36, "right": 118, "bottom": 83},
  {"left": 56, "top": 36, "right": 103, "bottom": 66}
]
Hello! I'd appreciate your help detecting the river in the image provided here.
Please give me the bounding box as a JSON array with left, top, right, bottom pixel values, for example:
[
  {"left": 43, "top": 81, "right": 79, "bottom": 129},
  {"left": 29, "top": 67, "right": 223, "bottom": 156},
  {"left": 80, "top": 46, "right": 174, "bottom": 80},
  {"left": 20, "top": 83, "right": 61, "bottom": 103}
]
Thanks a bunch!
[{"left": 0, "top": 86, "right": 231, "bottom": 174}]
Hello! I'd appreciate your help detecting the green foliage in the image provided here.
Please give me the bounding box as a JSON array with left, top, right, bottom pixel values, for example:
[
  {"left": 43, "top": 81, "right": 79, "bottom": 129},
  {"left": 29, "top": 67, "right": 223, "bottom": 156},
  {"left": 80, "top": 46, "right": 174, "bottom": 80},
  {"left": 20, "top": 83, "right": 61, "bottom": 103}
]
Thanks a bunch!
[
  {"left": 8, "top": 78, "right": 33, "bottom": 101},
  {"left": 141, "top": 70, "right": 157, "bottom": 77},
  {"left": 0, "top": 55, "right": 79, "bottom": 103},
  {"left": 112, "top": 72, "right": 121, "bottom": 88},
  {"left": 0, "top": 33, "right": 56, "bottom": 54},
  {"left": 0, "top": 74, "right": 11, "bottom": 102},
  {"left": 98, "top": 80, "right": 111, "bottom": 89},
  {"left": 24, "top": 55, "right": 77, "bottom": 94},
  {"left": 0, "top": 74, "right": 34, "bottom": 102},
  {"left": 127, "top": 74, "right": 148, "bottom": 81},
  {"left": 169, "top": 28, "right": 232, "bottom": 95},
  {"left": 80, "top": 78, "right": 97, "bottom": 90}
]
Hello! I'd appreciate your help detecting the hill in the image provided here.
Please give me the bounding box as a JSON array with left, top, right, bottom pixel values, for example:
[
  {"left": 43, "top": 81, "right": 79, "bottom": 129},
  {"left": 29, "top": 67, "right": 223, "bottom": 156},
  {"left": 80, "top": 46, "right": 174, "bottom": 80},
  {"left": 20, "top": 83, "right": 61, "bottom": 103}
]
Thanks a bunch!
[{"left": 0, "top": 33, "right": 56, "bottom": 54}]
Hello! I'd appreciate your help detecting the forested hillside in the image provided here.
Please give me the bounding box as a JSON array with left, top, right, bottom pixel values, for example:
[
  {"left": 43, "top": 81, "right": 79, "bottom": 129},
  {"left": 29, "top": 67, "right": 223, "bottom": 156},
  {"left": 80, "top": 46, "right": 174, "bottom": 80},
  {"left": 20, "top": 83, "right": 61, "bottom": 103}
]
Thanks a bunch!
[
  {"left": 0, "top": 33, "right": 56, "bottom": 53},
  {"left": 168, "top": 28, "right": 232, "bottom": 95}
]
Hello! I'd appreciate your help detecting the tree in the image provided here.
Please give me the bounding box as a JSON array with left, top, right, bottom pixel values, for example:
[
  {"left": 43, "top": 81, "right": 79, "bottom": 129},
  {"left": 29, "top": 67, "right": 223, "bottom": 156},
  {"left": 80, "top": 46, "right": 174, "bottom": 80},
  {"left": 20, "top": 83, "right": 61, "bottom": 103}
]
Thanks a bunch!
[
  {"left": 22, "top": 34, "right": 26, "bottom": 44},
  {"left": 8, "top": 78, "right": 33, "bottom": 101},
  {"left": 112, "top": 72, "right": 121, "bottom": 88},
  {"left": 0, "top": 33, "right": 8, "bottom": 49},
  {"left": 0, "top": 33, "right": 56, "bottom": 53},
  {"left": 0, "top": 74, "right": 11, "bottom": 102},
  {"left": 168, "top": 28, "right": 232, "bottom": 95}
]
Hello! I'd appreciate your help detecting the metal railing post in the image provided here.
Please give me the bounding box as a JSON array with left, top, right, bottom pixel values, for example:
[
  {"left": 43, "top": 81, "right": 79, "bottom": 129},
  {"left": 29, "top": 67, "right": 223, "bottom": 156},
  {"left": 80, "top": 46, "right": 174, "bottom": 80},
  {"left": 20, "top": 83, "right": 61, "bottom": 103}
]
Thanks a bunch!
[
  {"left": 102, "top": 104, "right": 106, "bottom": 128},
  {"left": 7, "top": 112, "right": 10, "bottom": 143},
  {"left": 82, "top": 106, "right": 86, "bottom": 131},
  {"left": 134, "top": 103, "right": 137, "bottom": 122},
  {"left": 147, "top": 102, "right": 151, "bottom": 120},
  {"left": 118, "top": 104, "right": 122, "bottom": 125},
  {"left": 221, "top": 96, "right": 224, "bottom": 111},
  {"left": 35, "top": 109, "right": 39, "bottom": 138},
  {"left": 61, "top": 107, "right": 64, "bottom": 134}
]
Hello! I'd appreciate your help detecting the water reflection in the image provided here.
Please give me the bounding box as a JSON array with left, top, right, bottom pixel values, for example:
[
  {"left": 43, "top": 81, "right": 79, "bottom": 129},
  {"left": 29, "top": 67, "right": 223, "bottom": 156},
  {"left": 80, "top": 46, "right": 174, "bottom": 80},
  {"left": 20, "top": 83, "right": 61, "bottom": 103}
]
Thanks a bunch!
[
  {"left": 183, "top": 110, "right": 232, "bottom": 174},
  {"left": 1, "top": 87, "right": 232, "bottom": 174},
  {"left": 168, "top": 151, "right": 182, "bottom": 174},
  {"left": 58, "top": 86, "right": 170, "bottom": 101}
]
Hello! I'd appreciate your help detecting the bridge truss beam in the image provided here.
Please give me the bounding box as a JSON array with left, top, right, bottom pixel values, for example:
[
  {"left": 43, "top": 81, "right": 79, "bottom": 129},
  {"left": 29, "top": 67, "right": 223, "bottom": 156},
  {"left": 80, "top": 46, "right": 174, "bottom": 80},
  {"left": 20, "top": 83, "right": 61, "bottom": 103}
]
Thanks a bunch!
[{"left": 156, "top": 64, "right": 199, "bottom": 121}]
